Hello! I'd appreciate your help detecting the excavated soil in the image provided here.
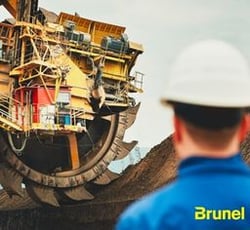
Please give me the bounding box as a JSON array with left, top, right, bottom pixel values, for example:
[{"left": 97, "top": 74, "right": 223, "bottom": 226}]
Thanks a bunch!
[{"left": 0, "top": 134, "right": 250, "bottom": 230}]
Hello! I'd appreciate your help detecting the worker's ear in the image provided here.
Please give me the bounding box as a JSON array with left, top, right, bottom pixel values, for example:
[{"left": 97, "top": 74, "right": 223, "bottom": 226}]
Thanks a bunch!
[
  {"left": 239, "top": 115, "right": 249, "bottom": 142},
  {"left": 173, "top": 115, "right": 182, "bottom": 143}
]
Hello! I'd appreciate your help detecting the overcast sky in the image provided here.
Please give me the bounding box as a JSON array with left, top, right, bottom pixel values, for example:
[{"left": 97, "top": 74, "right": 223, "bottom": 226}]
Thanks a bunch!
[{"left": 1, "top": 0, "right": 250, "bottom": 148}]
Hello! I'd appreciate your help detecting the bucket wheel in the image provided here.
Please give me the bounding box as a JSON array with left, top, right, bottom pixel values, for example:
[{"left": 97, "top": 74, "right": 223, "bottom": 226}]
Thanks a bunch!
[{"left": 0, "top": 104, "right": 140, "bottom": 207}]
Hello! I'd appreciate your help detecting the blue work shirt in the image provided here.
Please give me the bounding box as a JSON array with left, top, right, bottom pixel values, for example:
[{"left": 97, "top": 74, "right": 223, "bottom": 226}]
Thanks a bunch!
[{"left": 115, "top": 153, "right": 250, "bottom": 230}]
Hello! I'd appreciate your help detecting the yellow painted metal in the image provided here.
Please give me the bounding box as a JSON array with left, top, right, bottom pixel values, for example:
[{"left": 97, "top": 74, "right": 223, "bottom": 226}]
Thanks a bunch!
[
  {"left": 11, "top": 60, "right": 51, "bottom": 71},
  {"left": 0, "top": 63, "right": 13, "bottom": 94},
  {"left": 9, "top": 69, "right": 23, "bottom": 76},
  {"left": 51, "top": 52, "right": 91, "bottom": 101},
  {"left": 129, "top": 41, "right": 144, "bottom": 53},
  {"left": 128, "top": 84, "right": 144, "bottom": 93},
  {"left": 68, "top": 48, "right": 128, "bottom": 63},
  {"left": 68, "top": 98, "right": 94, "bottom": 119},
  {"left": 105, "top": 102, "right": 129, "bottom": 107},
  {"left": 0, "top": 5, "right": 143, "bottom": 135},
  {"left": 15, "top": 21, "right": 55, "bottom": 34},
  {"left": 68, "top": 48, "right": 129, "bottom": 82},
  {"left": 58, "top": 12, "right": 125, "bottom": 44},
  {"left": 0, "top": 116, "right": 22, "bottom": 131},
  {"left": 31, "top": 123, "right": 87, "bottom": 132},
  {"left": 58, "top": 13, "right": 92, "bottom": 34},
  {"left": 67, "top": 133, "right": 80, "bottom": 170}
]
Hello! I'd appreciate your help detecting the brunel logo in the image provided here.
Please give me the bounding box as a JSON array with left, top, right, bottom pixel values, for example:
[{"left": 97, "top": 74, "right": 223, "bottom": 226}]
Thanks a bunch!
[{"left": 195, "top": 206, "right": 245, "bottom": 220}]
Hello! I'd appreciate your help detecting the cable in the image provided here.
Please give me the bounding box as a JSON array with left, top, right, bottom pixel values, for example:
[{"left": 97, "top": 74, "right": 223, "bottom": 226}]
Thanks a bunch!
[{"left": 7, "top": 132, "right": 27, "bottom": 156}]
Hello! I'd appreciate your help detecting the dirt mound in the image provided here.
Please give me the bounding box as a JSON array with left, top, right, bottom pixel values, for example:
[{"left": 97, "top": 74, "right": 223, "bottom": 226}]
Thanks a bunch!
[
  {"left": 91, "top": 135, "right": 176, "bottom": 201},
  {"left": 1, "top": 133, "right": 250, "bottom": 230}
]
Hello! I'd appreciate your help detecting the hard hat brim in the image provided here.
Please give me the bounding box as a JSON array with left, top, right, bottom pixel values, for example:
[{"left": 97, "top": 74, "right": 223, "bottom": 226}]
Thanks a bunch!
[{"left": 161, "top": 78, "right": 250, "bottom": 108}]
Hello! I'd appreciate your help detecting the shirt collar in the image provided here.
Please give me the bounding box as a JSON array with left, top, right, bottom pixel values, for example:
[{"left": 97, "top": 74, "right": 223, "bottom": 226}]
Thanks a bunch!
[{"left": 178, "top": 153, "right": 249, "bottom": 176}]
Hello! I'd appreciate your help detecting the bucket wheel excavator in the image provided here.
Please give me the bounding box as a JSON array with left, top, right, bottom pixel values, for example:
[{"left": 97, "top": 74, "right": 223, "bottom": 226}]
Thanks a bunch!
[{"left": 0, "top": 0, "right": 143, "bottom": 206}]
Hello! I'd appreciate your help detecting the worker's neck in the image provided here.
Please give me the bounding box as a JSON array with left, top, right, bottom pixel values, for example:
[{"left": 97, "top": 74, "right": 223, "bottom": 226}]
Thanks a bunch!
[{"left": 175, "top": 138, "right": 240, "bottom": 160}]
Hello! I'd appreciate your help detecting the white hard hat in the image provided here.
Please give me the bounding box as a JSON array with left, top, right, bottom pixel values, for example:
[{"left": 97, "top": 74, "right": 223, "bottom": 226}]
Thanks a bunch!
[{"left": 161, "top": 39, "right": 250, "bottom": 108}]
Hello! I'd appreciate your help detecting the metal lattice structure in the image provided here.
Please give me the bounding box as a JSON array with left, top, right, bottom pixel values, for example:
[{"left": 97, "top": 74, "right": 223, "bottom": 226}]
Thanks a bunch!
[{"left": 0, "top": 0, "right": 143, "bottom": 206}]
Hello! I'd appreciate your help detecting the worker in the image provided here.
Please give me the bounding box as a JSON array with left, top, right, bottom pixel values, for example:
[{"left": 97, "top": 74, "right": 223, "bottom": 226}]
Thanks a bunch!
[{"left": 115, "top": 39, "right": 250, "bottom": 229}]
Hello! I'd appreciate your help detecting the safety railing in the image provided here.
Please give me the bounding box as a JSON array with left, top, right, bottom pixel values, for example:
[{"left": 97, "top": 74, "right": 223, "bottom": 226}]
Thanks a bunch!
[
  {"left": 0, "top": 93, "right": 22, "bottom": 129},
  {"left": 0, "top": 23, "right": 13, "bottom": 44},
  {"left": 32, "top": 103, "right": 86, "bottom": 126},
  {"left": 131, "top": 71, "right": 144, "bottom": 90}
]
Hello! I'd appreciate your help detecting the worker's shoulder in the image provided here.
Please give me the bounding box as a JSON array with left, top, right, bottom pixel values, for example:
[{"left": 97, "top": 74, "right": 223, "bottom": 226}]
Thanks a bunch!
[
  {"left": 115, "top": 183, "right": 190, "bottom": 229},
  {"left": 120, "top": 181, "right": 181, "bottom": 218}
]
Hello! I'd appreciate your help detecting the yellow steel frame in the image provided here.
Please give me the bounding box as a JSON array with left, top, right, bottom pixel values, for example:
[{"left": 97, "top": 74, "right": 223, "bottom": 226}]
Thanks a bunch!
[
  {"left": 0, "top": 9, "right": 143, "bottom": 132},
  {"left": 58, "top": 12, "right": 125, "bottom": 44}
]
